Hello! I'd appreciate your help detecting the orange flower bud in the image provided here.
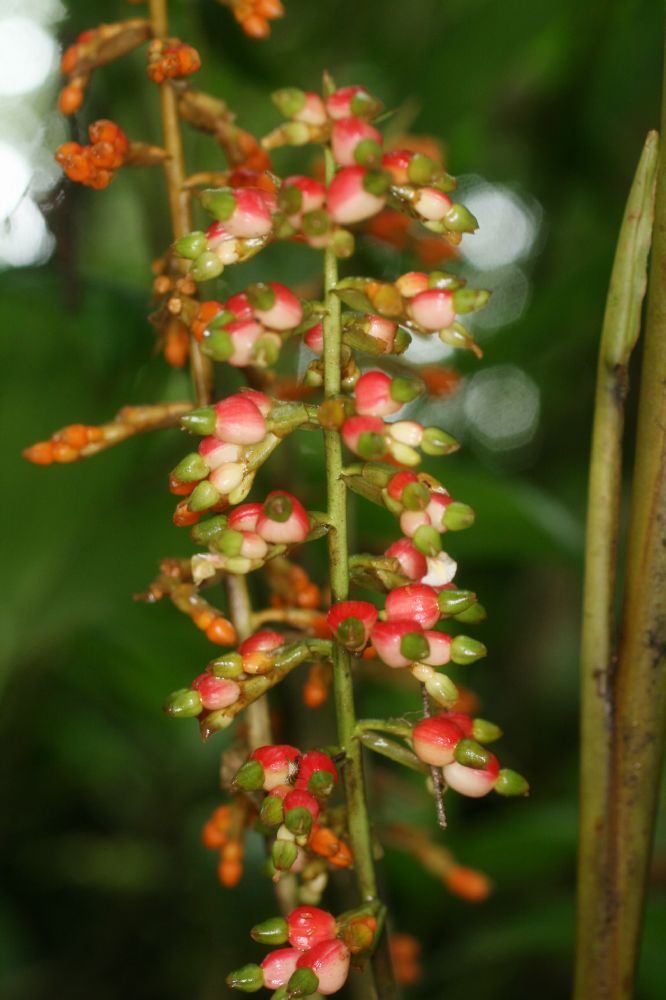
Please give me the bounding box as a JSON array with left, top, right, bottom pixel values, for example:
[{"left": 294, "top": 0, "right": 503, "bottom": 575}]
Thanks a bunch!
[
  {"left": 173, "top": 499, "right": 201, "bottom": 527},
  {"left": 164, "top": 318, "right": 190, "bottom": 368},
  {"left": 205, "top": 617, "right": 237, "bottom": 646},
  {"left": 52, "top": 441, "right": 78, "bottom": 463},
  {"left": 23, "top": 441, "right": 54, "bottom": 465},
  {"left": 443, "top": 864, "right": 492, "bottom": 902},
  {"left": 58, "top": 80, "right": 84, "bottom": 116},
  {"left": 61, "top": 424, "right": 89, "bottom": 449}
]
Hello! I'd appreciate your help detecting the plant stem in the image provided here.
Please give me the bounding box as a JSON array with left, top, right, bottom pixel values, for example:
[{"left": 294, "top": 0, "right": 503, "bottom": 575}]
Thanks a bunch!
[
  {"left": 322, "top": 147, "right": 397, "bottom": 1000},
  {"left": 608, "top": 37, "right": 666, "bottom": 995},
  {"left": 574, "top": 130, "right": 658, "bottom": 999},
  {"left": 148, "top": 0, "right": 214, "bottom": 407}
]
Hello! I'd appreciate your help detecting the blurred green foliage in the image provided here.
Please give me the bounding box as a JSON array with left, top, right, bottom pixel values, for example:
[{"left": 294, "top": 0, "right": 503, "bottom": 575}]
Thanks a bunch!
[{"left": 1, "top": 1, "right": 666, "bottom": 998}]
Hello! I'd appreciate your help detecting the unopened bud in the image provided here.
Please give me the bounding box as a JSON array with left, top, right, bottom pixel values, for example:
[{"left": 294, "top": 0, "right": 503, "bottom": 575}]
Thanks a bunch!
[
  {"left": 472, "top": 718, "right": 503, "bottom": 743},
  {"left": 172, "top": 452, "right": 208, "bottom": 482},
  {"left": 421, "top": 426, "right": 459, "bottom": 456},
  {"left": 174, "top": 231, "right": 207, "bottom": 259},
  {"left": 226, "top": 963, "right": 264, "bottom": 992},
  {"left": 437, "top": 589, "right": 476, "bottom": 615},
  {"left": 412, "top": 524, "right": 442, "bottom": 556},
  {"left": 232, "top": 759, "right": 265, "bottom": 792},
  {"left": 443, "top": 501, "right": 475, "bottom": 531},
  {"left": 450, "top": 635, "right": 487, "bottom": 664},
  {"left": 424, "top": 671, "right": 458, "bottom": 706},
  {"left": 181, "top": 407, "right": 216, "bottom": 435},
  {"left": 260, "top": 795, "right": 285, "bottom": 828},
  {"left": 164, "top": 688, "right": 202, "bottom": 718},
  {"left": 452, "top": 287, "right": 490, "bottom": 314},
  {"left": 287, "top": 967, "right": 319, "bottom": 997},
  {"left": 272, "top": 839, "right": 299, "bottom": 872},
  {"left": 251, "top": 916, "right": 288, "bottom": 945},
  {"left": 188, "top": 480, "right": 222, "bottom": 512},
  {"left": 285, "top": 806, "right": 313, "bottom": 838},
  {"left": 400, "top": 631, "right": 430, "bottom": 662},
  {"left": 444, "top": 203, "right": 478, "bottom": 233},
  {"left": 201, "top": 328, "right": 234, "bottom": 361},
  {"left": 454, "top": 738, "right": 492, "bottom": 769},
  {"left": 210, "top": 652, "right": 244, "bottom": 678},
  {"left": 191, "top": 251, "right": 224, "bottom": 282},
  {"left": 495, "top": 768, "right": 529, "bottom": 797}
]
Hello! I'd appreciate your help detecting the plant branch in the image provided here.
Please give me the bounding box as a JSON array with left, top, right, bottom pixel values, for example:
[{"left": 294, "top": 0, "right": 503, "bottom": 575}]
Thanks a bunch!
[
  {"left": 322, "top": 145, "right": 397, "bottom": 1000},
  {"left": 574, "top": 130, "right": 659, "bottom": 1000}
]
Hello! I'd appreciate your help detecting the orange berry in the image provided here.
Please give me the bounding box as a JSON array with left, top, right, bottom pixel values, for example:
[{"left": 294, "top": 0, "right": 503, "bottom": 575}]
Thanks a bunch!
[
  {"left": 62, "top": 424, "right": 89, "bottom": 449},
  {"left": 173, "top": 500, "right": 200, "bottom": 527},
  {"left": 257, "top": 0, "right": 284, "bottom": 16},
  {"left": 290, "top": 565, "right": 309, "bottom": 589},
  {"left": 202, "top": 819, "right": 226, "bottom": 850},
  {"left": 23, "top": 441, "right": 54, "bottom": 465},
  {"left": 210, "top": 805, "right": 232, "bottom": 830},
  {"left": 58, "top": 81, "right": 84, "bottom": 116},
  {"left": 218, "top": 860, "right": 243, "bottom": 888},
  {"left": 297, "top": 583, "right": 321, "bottom": 609},
  {"left": 330, "top": 841, "right": 353, "bottom": 868},
  {"left": 193, "top": 610, "right": 216, "bottom": 631},
  {"left": 86, "top": 169, "right": 114, "bottom": 190},
  {"left": 52, "top": 441, "right": 78, "bottom": 463},
  {"left": 443, "top": 865, "right": 492, "bottom": 902},
  {"left": 89, "top": 141, "right": 120, "bottom": 170},
  {"left": 164, "top": 319, "right": 189, "bottom": 368},
  {"left": 205, "top": 617, "right": 237, "bottom": 646},
  {"left": 308, "top": 826, "right": 339, "bottom": 859},
  {"left": 223, "top": 840, "right": 244, "bottom": 863},
  {"left": 60, "top": 43, "right": 79, "bottom": 75},
  {"left": 242, "top": 14, "right": 270, "bottom": 38},
  {"left": 85, "top": 425, "right": 103, "bottom": 442},
  {"left": 362, "top": 645, "right": 377, "bottom": 661}
]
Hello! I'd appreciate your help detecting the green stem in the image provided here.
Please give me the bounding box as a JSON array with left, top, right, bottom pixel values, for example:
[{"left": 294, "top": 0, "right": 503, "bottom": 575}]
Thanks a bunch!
[
  {"left": 608, "top": 39, "right": 666, "bottom": 996},
  {"left": 322, "top": 147, "right": 397, "bottom": 1000},
  {"left": 574, "top": 131, "right": 658, "bottom": 999}
]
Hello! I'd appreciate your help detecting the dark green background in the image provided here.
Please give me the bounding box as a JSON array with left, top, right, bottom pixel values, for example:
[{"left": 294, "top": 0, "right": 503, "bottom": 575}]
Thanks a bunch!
[{"left": 2, "top": 1, "right": 665, "bottom": 997}]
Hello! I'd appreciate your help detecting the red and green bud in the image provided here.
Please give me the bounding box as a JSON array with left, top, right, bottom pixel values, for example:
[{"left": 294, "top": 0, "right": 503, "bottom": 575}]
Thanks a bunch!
[
  {"left": 295, "top": 939, "right": 350, "bottom": 996},
  {"left": 327, "top": 166, "right": 388, "bottom": 225},
  {"left": 385, "top": 583, "right": 441, "bottom": 629},
  {"left": 325, "top": 85, "right": 382, "bottom": 121},
  {"left": 408, "top": 287, "right": 455, "bottom": 332},
  {"left": 295, "top": 751, "right": 339, "bottom": 793},
  {"left": 261, "top": 948, "right": 301, "bottom": 990},
  {"left": 250, "top": 744, "right": 301, "bottom": 790},
  {"left": 256, "top": 491, "right": 310, "bottom": 544},
  {"left": 412, "top": 715, "right": 465, "bottom": 766},
  {"left": 260, "top": 793, "right": 286, "bottom": 828},
  {"left": 272, "top": 839, "right": 299, "bottom": 872},
  {"left": 286, "top": 966, "right": 320, "bottom": 997},
  {"left": 371, "top": 619, "right": 426, "bottom": 668},
  {"left": 443, "top": 753, "right": 500, "bottom": 798},
  {"left": 385, "top": 538, "right": 428, "bottom": 580},
  {"left": 331, "top": 117, "right": 382, "bottom": 167},
  {"left": 286, "top": 905, "right": 337, "bottom": 951},
  {"left": 341, "top": 415, "right": 387, "bottom": 459},
  {"left": 191, "top": 673, "right": 240, "bottom": 710},
  {"left": 213, "top": 394, "right": 268, "bottom": 445},
  {"left": 327, "top": 600, "right": 378, "bottom": 651},
  {"left": 454, "top": 738, "right": 493, "bottom": 769}
]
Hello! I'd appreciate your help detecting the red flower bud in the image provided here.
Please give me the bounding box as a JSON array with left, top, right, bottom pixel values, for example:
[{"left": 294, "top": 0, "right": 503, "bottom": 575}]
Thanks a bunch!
[
  {"left": 325, "top": 85, "right": 381, "bottom": 120},
  {"left": 223, "top": 318, "right": 263, "bottom": 366},
  {"left": 238, "top": 386, "right": 273, "bottom": 415},
  {"left": 413, "top": 187, "right": 453, "bottom": 221},
  {"left": 296, "top": 938, "right": 351, "bottom": 995},
  {"left": 412, "top": 715, "right": 464, "bottom": 766},
  {"left": 354, "top": 370, "right": 403, "bottom": 417},
  {"left": 365, "top": 314, "right": 398, "bottom": 352},
  {"left": 228, "top": 501, "right": 263, "bottom": 532},
  {"left": 408, "top": 288, "right": 455, "bottom": 331},
  {"left": 250, "top": 744, "right": 300, "bottom": 789},
  {"left": 198, "top": 437, "right": 242, "bottom": 470},
  {"left": 441, "top": 711, "right": 474, "bottom": 737},
  {"left": 191, "top": 673, "right": 241, "bottom": 710},
  {"left": 286, "top": 906, "right": 337, "bottom": 951},
  {"left": 304, "top": 321, "right": 324, "bottom": 353},
  {"left": 239, "top": 630, "right": 284, "bottom": 657},
  {"left": 341, "top": 415, "right": 387, "bottom": 460},
  {"left": 371, "top": 619, "right": 426, "bottom": 668},
  {"left": 295, "top": 750, "right": 339, "bottom": 791},
  {"left": 224, "top": 187, "right": 275, "bottom": 238},
  {"left": 213, "top": 394, "right": 267, "bottom": 444},
  {"left": 253, "top": 281, "right": 303, "bottom": 330},
  {"left": 283, "top": 789, "right": 320, "bottom": 821},
  {"left": 256, "top": 490, "right": 310, "bottom": 543},
  {"left": 282, "top": 175, "right": 327, "bottom": 224},
  {"left": 327, "top": 600, "right": 378, "bottom": 650},
  {"left": 443, "top": 755, "right": 500, "bottom": 797},
  {"left": 261, "top": 948, "right": 300, "bottom": 989},
  {"left": 382, "top": 150, "right": 413, "bottom": 184},
  {"left": 224, "top": 291, "right": 255, "bottom": 321},
  {"left": 327, "top": 166, "right": 387, "bottom": 225},
  {"left": 422, "top": 630, "right": 452, "bottom": 666},
  {"left": 385, "top": 584, "right": 440, "bottom": 629},
  {"left": 425, "top": 490, "right": 453, "bottom": 530},
  {"left": 385, "top": 538, "right": 428, "bottom": 581},
  {"left": 395, "top": 271, "right": 429, "bottom": 298},
  {"left": 331, "top": 117, "right": 382, "bottom": 167}
]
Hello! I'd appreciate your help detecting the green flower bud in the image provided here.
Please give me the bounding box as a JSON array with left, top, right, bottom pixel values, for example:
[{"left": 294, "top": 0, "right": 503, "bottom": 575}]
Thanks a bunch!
[
  {"left": 188, "top": 480, "right": 222, "bottom": 512},
  {"left": 393, "top": 327, "right": 412, "bottom": 354},
  {"left": 213, "top": 528, "right": 244, "bottom": 557},
  {"left": 263, "top": 494, "right": 293, "bottom": 523},
  {"left": 232, "top": 759, "right": 265, "bottom": 792},
  {"left": 260, "top": 795, "right": 285, "bottom": 828},
  {"left": 272, "top": 87, "right": 306, "bottom": 118},
  {"left": 302, "top": 209, "right": 331, "bottom": 237},
  {"left": 412, "top": 524, "right": 442, "bottom": 556},
  {"left": 172, "top": 452, "right": 208, "bottom": 483},
  {"left": 287, "top": 967, "right": 320, "bottom": 997},
  {"left": 472, "top": 718, "right": 503, "bottom": 743},
  {"left": 285, "top": 806, "right": 313, "bottom": 838},
  {"left": 190, "top": 514, "right": 228, "bottom": 544},
  {"left": 332, "top": 228, "right": 355, "bottom": 259},
  {"left": 437, "top": 589, "right": 477, "bottom": 616},
  {"left": 246, "top": 282, "right": 276, "bottom": 311},
  {"left": 400, "top": 631, "right": 430, "bottom": 662},
  {"left": 163, "top": 688, "right": 202, "bottom": 718},
  {"left": 357, "top": 432, "right": 388, "bottom": 461},
  {"left": 181, "top": 406, "right": 216, "bottom": 435},
  {"left": 251, "top": 916, "right": 288, "bottom": 946},
  {"left": 363, "top": 168, "right": 392, "bottom": 197},
  {"left": 428, "top": 270, "right": 465, "bottom": 291},
  {"left": 443, "top": 501, "right": 475, "bottom": 531},
  {"left": 191, "top": 251, "right": 224, "bottom": 282},
  {"left": 354, "top": 138, "right": 383, "bottom": 168},
  {"left": 200, "top": 188, "right": 237, "bottom": 220},
  {"left": 308, "top": 770, "right": 335, "bottom": 797},
  {"left": 452, "top": 287, "right": 491, "bottom": 314},
  {"left": 350, "top": 90, "right": 382, "bottom": 119},
  {"left": 174, "top": 231, "right": 207, "bottom": 259},
  {"left": 444, "top": 203, "right": 478, "bottom": 233},
  {"left": 495, "top": 768, "right": 529, "bottom": 797},
  {"left": 210, "top": 652, "right": 244, "bottom": 679},
  {"left": 407, "top": 152, "right": 435, "bottom": 185},
  {"left": 226, "top": 963, "right": 264, "bottom": 993},
  {"left": 390, "top": 377, "right": 423, "bottom": 405},
  {"left": 454, "top": 738, "right": 492, "bottom": 769},
  {"left": 272, "top": 839, "right": 299, "bottom": 872},
  {"left": 450, "top": 635, "right": 487, "bottom": 664},
  {"left": 425, "top": 671, "right": 459, "bottom": 706},
  {"left": 201, "top": 329, "right": 234, "bottom": 362},
  {"left": 454, "top": 601, "right": 487, "bottom": 624},
  {"left": 279, "top": 185, "right": 303, "bottom": 215},
  {"left": 421, "top": 426, "right": 460, "bottom": 456}
]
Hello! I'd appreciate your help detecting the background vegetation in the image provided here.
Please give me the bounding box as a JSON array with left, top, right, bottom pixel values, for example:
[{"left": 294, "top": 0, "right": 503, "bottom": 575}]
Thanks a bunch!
[{"left": 1, "top": 1, "right": 665, "bottom": 997}]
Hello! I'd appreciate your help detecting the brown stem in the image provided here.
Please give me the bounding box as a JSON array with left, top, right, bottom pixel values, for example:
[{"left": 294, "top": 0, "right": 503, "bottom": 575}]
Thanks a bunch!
[{"left": 148, "top": 0, "right": 214, "bottom": 408}]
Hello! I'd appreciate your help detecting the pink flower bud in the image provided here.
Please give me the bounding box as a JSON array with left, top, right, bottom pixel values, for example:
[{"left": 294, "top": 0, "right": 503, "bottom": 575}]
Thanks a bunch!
[
  {"left": 327, "top": 166, "right": 387, "bottom": 225},
  {"left": 422, "top": 630, "right": 452, "bottom": 666},
  {"left": 228, "top": 502, "right": 263, "bottom": 532},
  {"left": 400, "top": 509, "right": 431, "bottom": 538},
  {"left": 385, "top": 538, "right": 428, "bottom": 580},
  {"left": 296, "top": 939, "right": 351, "bottom": 995},
  {"left": 224, "top": 291, "right": 254, "bottom": 321},
  {"left": 226, "top": 318, "right": 263, "bottom": 367},
  {"left": 326, "top": 85, "right": 375, "bottom": 119},
  {"left": 413, "top": 187, "right": 453, "bottom": 221},
  {"left": 382, "top": 150, "right": 412, "bottom": 184},
  {"left": 366, "top": 314, "right": 398, "bottom": 352},
  {"left": 443, "top": 755, "right": 500, "bottom": 797},
  {"left": 371, "top": 618, "right": 425, "bottom": 668},
  {"left": 261, "top": 948, "right": 300, "bottom": 989},
  {"left": 254, "top": 281, "right": 303, "bottom": 331},
  {"left": 331, "top": 117, "right": 382, "bottom": 166},
  {"left": 238, "top": 387, "right": 273, "bottom": 416},
  {"left": 214, "top": 394, "right": 267, "bottom": 444},
  {"left": 354, "top": 370, "right": 403, "bottom": 417},
  {"left": 395, "top": 271, "right": 429, "bottom": 298},
  {"left": 327, "top": 600, "right": 378, "bottom": 649},
  {"left": 282, "top": 175, "right": 327, "bottom": 223},
  {"left": 304, "top": 321, "right": 324, "bottom": 354},
  {"left": 388, "top": 420, "right": 423, "bottom": 446},
  {"left": 239, "top": 630, "right": 284, "bottom": 657},
  {"left": 425, "top": 490, "right": 452, "bottom": 531},
  {"left": 224, "top": 187, "right": 275, "bottom": 239},
  {"left": 441, "top": 711, "right": 474, "bottom": 737},
  {"left": 283, "top": 789, "right": 321, "bottom": 821},
  {"left": 341, "top": 415, "right": 387, "bottom": 459},
  {"left": 412, "top": 715, "right": 464, "bottom": 766},
  {"left": 421, "top": 551, "right": 457, "bottom": 588},
  {"left": 287, "top": 906, "right": 337, "bottom": 951},
  {"left": 208, "top": 462, "right": 245, "bottom": 495},
  {"left": 409, "top": 288, "right": 455, "bottom": 331},
  {"left": 191, "top": 673, "right": 240, "bottom": 710},
  {"left": 238, "top": 531, "right": 268, "bottom": 560},
  {"left": 256, "top": 490, "right": 310, "bottom": 544},
  {"left": 387, "top": 470, "right": 419, "bottom": 501},
  {"left": 385, "top": 583, "right": 440, "bottom": 629},
  {"left": 295, "top": 750, "right": 339, "bottom": 791},
  {"left": 296, "top": 91, "right": 327, "bottom": 125},
  {"left": 250, "top": 744, "right": 301, "bottom": 790},
  {"left": 198, "top": 437, "right": 242, "bottom": 470}
]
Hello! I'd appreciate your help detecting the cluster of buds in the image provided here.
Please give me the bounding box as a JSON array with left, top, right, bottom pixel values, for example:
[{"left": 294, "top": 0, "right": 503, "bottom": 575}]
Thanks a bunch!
[
  {"left": 341, "top": 413, "right": 458, "bottom": 466},
  {"left": 228, "top": 903, "right": 374, "bottom": 996},
  {"left": 55, "top": 119, "right": 128, "bottom": 189},
  {"left": 189, "top": 282, "right": 314, "bottom": 368},
  {"left": 146, "top": 38, "right": 201, "bottom": 83},
  {"left": 23, "top": 422, "right": 102, "bottom": 465},
  {"left": 335, "top": 269, "right": 489, "bottom": 357},
  {"left": 233, "top": 745, "right": 339, "bottom": 874},
  {"left": 58, "top": 18, "right": 151, "bottom": 115},
  {"left": 222, "top": 0, "right": 285, "bottom": 39},
  {"left": 266, "top": 558, "right": 322, "bottom": 612},
  {"left": 411, "top": 711, "right": 529, "bottom": 799},
  {"left": 202, "top": 803, "right": 246, "bottom": 887}
]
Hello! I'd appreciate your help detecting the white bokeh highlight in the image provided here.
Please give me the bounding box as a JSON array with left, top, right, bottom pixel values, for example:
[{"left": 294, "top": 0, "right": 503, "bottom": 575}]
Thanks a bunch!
[{"left": 0, "top": 16, "right": 56, "bottom": 96}]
